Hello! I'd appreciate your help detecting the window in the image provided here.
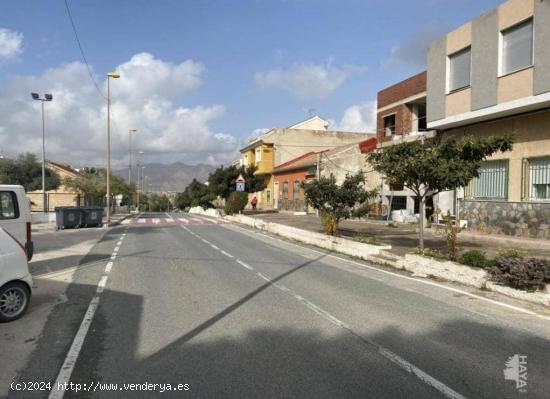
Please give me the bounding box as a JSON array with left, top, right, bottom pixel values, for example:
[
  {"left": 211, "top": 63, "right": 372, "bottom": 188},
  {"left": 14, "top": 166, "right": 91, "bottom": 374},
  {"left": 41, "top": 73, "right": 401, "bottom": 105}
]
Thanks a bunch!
[
  {"left": 383, "top": 114, "right": 396, "bottom": 137},
  {"left": 283, "top": 181, "right": 289, "bottom": 200},
  {"left": 501, "top": 19, "right": 533, "bottom": 76},
  {"left": 255, "top": 147, "right": 262, "bottom": 163},
  {"left": 266, "top": 190, "right": 271, "bottom": 204},
  {"left": 448, "top": 47, "right": 471, "bottom": 92},
  {"left": 527, "top": 157, "right": 550, "bottom": 201},
  {"left": 0, "top": 191, "right": 19, "bottom": 220},
  {"left": 293, "top": 180, "right": 300, "bottom": 200},
  {"left": 466, "top": 160, "right": 508, "bottom": 200}
]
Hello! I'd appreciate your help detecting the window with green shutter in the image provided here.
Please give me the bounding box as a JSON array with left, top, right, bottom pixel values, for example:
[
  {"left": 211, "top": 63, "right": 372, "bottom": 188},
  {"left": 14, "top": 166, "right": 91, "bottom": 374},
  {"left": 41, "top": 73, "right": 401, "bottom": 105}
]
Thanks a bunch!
[
  {"left": 466, "top": 160, "right": 508, "bottom": 200},
  {"left": 528, "top": 157, "right": 550, "bottom": 201}
]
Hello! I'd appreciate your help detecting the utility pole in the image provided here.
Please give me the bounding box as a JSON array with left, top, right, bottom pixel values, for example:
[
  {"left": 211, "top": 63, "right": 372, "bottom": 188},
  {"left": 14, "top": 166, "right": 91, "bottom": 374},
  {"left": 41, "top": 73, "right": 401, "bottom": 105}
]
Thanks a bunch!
[
  {"left": 31, "top": 93, "right": 53, "bottom": 213},
  {"left": 106, "top": 72, "right": 120, "bottom": 225}
]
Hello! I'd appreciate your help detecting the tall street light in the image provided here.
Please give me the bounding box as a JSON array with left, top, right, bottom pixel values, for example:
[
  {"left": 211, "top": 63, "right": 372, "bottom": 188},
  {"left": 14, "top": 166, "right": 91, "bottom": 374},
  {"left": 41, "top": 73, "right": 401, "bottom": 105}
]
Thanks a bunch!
[
  {"left": 128, "top": 128, "right": 137, "bottom": 184},
  {"left": 106, "top": 71, "right": 120, "bottom": 225},
  {"left": 136, "top": 150, "right": 144, "bottom": 211},
  {"left": 31, "top": 93, "right": 53, "bottom": 213}
]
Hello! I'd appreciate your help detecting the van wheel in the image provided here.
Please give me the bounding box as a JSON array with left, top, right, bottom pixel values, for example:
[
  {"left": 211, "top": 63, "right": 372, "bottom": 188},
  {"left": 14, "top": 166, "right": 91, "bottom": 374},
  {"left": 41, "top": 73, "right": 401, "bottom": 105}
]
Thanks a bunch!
[{"left": 0, "top": 282, "right": 30, "bottom": 322}]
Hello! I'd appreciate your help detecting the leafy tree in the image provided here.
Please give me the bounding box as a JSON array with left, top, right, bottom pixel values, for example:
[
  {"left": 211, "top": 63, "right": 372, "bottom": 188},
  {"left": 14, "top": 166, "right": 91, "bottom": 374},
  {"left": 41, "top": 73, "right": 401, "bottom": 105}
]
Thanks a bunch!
[
  {"left": 208, "top": 165, "right": 267, "bottom": 200},
  {"left": 147, "top": 193, "right": 171, "bottom": 212},
  {"left": 302, "top": 172, "right": 376, "bottom": 236},
  {"left": 367, "top": 135, "right": 513, "bottom": 249},
  {"left": 0, "top": 153, "right": 60, "bottom": 191},
  {"left": 224, "top": 192, "right": 249, "bottom": 215},
  {"left": 175, "top": 179, "right": 214, "bottom": 210},
  {"left": 63, "top": 167, "right": 135, "bottom": 206}
]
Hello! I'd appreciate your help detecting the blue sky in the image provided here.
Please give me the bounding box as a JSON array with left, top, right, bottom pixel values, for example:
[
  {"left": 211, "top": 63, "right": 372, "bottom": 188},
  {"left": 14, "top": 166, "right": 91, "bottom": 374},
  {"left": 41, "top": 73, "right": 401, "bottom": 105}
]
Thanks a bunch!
[{"left": 0, "top": 0, "right": 503, "bottom": 166}]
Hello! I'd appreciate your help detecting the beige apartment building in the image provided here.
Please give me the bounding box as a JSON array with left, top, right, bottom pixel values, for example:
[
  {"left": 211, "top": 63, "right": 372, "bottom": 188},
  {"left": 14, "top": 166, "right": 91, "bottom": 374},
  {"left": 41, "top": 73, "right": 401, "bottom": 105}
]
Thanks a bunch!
[
  {"left": 239, "top": 116, "right": 369, "bottom": 209},
  {"left": 427, "top": 0, "right": 550, "bottom": 238}
]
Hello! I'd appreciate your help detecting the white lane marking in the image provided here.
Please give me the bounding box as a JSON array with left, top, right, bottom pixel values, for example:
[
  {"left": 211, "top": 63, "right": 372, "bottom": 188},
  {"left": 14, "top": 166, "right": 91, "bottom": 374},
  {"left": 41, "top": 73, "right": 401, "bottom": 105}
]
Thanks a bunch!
[
  {"left": 153, "top": 218, "right": 160, "bottom": 224},
  {"left": 252, "top": 269, "right": 466, "bottom": 399},
  {"left": 220, "top": 250, "right": 234, "bottom": 258},
  {"left": 190, "top": 218, "right": 204, "bottom": 224},
  {"left": 121, "top": 219, "right": 130, "bottom": 225},
  {"left": 138, "top": 218, "right": 146, "bottom": 224},
  {"left": 165, "top": 218, "right": 174, "bottom": 223},
  {"left": 178, "top": 223, "right": 466, "bottom": 396},
  {"left": 236, "top": 260, "right": 254, "bottom": 271},
  {"left": 104, "top": 262, "right": 113, "bottom": 274},
  {"left": 178, "top": 218, "right": 189, "bottom": 224},
  {"left": 227, "top": 224, "right": 550, "bottom": 322},
  {"left": 211, "top": 244, "right": 220, "bottom": 250},
  {"left": 114, "top": 246, "right": 120, "bottom": 252},
  {"left": 49, "top": 238, "right": 122, "bottom": 399}
]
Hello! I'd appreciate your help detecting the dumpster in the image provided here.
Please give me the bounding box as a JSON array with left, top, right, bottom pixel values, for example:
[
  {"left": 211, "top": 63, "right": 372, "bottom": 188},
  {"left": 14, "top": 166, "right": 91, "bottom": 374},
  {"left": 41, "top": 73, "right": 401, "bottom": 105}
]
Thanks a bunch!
[
  {"left": 81, "top": 207, "right": 104, "bottom": 227},
  {"left": 55, "top": 207, "right": 83, "bottom": 230}
]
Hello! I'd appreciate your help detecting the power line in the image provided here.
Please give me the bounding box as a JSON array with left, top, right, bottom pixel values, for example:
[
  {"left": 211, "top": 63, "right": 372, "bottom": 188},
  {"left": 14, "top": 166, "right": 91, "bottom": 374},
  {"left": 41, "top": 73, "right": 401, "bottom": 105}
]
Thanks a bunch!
[{"left": 64, "top": 0, "right": 106, "bottom": 100}]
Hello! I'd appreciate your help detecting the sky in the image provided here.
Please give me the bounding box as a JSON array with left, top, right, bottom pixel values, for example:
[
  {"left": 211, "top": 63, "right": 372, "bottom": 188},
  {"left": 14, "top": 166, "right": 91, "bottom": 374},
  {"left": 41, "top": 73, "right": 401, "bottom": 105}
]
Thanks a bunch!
[{"left": 0, "top": 0, "right": 504, "bottom": 168}]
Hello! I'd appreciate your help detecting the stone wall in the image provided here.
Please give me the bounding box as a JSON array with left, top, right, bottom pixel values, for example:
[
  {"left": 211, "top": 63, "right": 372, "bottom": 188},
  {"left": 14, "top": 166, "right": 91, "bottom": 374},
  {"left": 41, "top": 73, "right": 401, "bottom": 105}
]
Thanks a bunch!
[{"left": 459, "top": 200, "right": 550, "bottom": 239}]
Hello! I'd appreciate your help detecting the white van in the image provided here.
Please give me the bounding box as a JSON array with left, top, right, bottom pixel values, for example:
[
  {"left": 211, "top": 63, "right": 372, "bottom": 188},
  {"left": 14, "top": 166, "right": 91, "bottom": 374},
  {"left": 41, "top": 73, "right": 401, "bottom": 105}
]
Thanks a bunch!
[
  {"left": 0, "top": 185, "right": 33, "bottom": 261},
  {"left": 0, "top": 227, "right": 32, "bottom": 321}
]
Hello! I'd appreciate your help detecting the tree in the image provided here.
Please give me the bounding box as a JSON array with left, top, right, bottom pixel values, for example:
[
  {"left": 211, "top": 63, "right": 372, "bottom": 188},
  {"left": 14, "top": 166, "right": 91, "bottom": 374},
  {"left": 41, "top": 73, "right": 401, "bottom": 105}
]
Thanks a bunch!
[
  {"left": 367, "top": 135, "right": 513, "bottom": 250},
  {"left": 302, "top": 172, "right": 376, "bottom": 236},
  {"left": 208, "top": 164, "right": 266, "bottom": 200},
  {"left": 175, "top": 179, "right": 214, "bottom": 210},
  {"left": 147, "top": 193, "right": 171, "bottom": 212},
  {"left": 0, "top": 153, "right": 60, "bottom": 191},
  {"left": 63, "top": 168, "right": 135, "bottom": 206}
]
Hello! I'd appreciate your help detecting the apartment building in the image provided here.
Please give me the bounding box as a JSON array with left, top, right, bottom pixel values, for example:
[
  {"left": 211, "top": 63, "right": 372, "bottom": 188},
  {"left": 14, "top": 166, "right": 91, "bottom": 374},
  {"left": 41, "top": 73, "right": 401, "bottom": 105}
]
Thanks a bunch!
[
  {"left": 239, "top": 116, "right": 369, "bottom": 209},
  {"left": 271, "top": 137, "right": 378, "bottom": 213},
  {"left": 427, "top": 0, "right": 550, "bottom": 238},
  {"left": 376, "top": 72, "right": 440, "bottom": 220}
]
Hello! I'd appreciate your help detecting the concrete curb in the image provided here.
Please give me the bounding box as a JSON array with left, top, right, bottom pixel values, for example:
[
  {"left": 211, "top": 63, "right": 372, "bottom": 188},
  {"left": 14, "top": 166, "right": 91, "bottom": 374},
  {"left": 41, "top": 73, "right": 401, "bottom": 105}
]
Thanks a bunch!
[
  {"left": 226, "top": 214, "right": 550, "bottom": 308},
  {"left": 225, "top": 214, "right": 391, "bottom": 257}
]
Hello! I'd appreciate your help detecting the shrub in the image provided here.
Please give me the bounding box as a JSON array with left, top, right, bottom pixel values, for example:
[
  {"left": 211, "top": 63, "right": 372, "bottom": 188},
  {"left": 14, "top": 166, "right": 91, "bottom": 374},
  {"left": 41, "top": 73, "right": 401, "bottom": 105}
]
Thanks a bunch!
[
  {"left": 320, "top": 211, "right": 338, "bottom": 236},
  {"left": 489, "top": 257, "right": 550, "bottom": 292},
  {"left": 355, "top": 233, "right": 381, "bottom": 246},
  {"left": 443, "top": 213, "right": 461, "bottom": 261},
  {"left": 386, "top": 222, "right": 398, "bottom": 228},
  {"left": 459, "top": 250, "right": 489, "bottom": 268},
  {"left": 224, "top": 192, "right": 249, "bottom": 215}
]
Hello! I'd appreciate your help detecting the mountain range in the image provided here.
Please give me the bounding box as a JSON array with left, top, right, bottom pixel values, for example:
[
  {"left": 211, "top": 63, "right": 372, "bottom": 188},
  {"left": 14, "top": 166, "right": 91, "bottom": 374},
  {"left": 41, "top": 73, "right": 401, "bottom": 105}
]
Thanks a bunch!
[{"left": 113, "top": 162, "right": 216, "bottom": 192}]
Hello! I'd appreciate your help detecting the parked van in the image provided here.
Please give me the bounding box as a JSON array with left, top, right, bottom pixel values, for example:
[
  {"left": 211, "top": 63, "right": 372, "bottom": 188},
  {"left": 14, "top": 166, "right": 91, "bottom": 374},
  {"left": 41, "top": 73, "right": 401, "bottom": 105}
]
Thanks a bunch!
[
  {"left": 0, "top": 227, "right": 32, "bottom": 321},
  {"left": 0, "top": 185, "right": 33, "bottom": 260}
]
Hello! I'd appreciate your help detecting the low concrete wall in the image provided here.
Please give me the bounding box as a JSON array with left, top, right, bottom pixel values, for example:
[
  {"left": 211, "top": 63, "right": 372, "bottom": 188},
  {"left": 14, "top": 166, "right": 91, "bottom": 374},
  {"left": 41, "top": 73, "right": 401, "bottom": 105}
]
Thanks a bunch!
[
  {"left": 397, "top": 254, "right": 550, "bottom": 306},
  {"left": 189, "top": 206, "right": 221, "bottom": 218},
  {"left": 460, "top": 199, "right": 550, "bottom": 239},
  {"left": 225, "top": 214, "right": 392, "bottom": 257}
]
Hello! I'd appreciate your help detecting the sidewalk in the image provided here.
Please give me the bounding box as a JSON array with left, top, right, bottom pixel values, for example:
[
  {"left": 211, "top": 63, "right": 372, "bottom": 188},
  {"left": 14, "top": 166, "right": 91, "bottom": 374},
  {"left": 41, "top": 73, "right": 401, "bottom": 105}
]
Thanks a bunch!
[
  {"left": 245, "top": 212, "right": 550, "bottom": 260},
  {"left": 32, "top": 213, "right": 131, "bottom": 233}
]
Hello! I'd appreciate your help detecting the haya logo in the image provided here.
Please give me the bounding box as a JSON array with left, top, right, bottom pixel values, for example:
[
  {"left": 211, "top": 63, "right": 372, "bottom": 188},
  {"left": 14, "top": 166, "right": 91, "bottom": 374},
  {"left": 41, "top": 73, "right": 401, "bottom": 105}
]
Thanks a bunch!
[{"left": 504, "top": 354, "right": 527, "bottom": 393}]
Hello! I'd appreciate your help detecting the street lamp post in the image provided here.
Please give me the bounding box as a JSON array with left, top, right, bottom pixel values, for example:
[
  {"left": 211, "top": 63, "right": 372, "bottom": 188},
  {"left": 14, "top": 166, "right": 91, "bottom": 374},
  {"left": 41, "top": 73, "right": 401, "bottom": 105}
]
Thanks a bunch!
[
  {"left": 31, "top": 93, "right": 53, "bottom": 213},
  {"left": 106, "top": 72, "right": 120, "bottom": 225},
  {"left": 136, "top": 151, "right": 144, "bottom": 211},
  {"left": 128, "top": 128, "right": 137, "bottom": 184}
]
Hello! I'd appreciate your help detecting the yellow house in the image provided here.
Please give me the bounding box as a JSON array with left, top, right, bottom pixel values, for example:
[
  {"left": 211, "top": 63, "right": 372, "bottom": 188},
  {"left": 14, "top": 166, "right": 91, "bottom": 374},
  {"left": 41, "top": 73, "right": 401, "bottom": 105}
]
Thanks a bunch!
[
  {"left": 239, "top": 116, "right": 372, "bottom": 209},
  {"left": 27, "top": 161, "right": 84, "bottom": 212}
]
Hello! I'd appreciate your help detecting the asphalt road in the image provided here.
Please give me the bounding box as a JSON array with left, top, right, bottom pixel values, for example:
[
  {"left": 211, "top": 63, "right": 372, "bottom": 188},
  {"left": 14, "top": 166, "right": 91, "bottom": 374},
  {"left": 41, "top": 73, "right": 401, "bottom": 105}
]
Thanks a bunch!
[{"left": 7, "top": 212, "right": 550, "bottom": 398}]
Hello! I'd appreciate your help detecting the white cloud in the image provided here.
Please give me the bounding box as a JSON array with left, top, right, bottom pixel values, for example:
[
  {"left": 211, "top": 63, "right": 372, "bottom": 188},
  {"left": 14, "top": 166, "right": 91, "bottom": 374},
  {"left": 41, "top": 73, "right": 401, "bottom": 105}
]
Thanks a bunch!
[
  {"left": 331, "top": 101, "right": 377, "bottom": 133},
  {"left": 255, "top": 62, "right": 366, "bottom": 99},
  {"left": 0, "top": 53, "right": 239, "bottom": 167},
  {"left": 0, "top": 28, "right": 23, "bottom": 60}
]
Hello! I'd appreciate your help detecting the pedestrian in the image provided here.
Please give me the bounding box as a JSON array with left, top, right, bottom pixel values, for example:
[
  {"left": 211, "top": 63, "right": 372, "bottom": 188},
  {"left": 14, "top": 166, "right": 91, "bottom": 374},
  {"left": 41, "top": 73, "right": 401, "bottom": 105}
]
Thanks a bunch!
[{"left": 251, "top": 196, "right": 258, "bottom": 211}]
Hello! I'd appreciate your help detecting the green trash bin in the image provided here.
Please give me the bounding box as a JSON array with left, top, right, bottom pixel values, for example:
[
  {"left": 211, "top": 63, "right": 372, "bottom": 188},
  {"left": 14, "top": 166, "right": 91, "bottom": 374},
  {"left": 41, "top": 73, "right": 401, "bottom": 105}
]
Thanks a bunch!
[{"left": 55, "top": 207, "right": 83, "bottom": 230}]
